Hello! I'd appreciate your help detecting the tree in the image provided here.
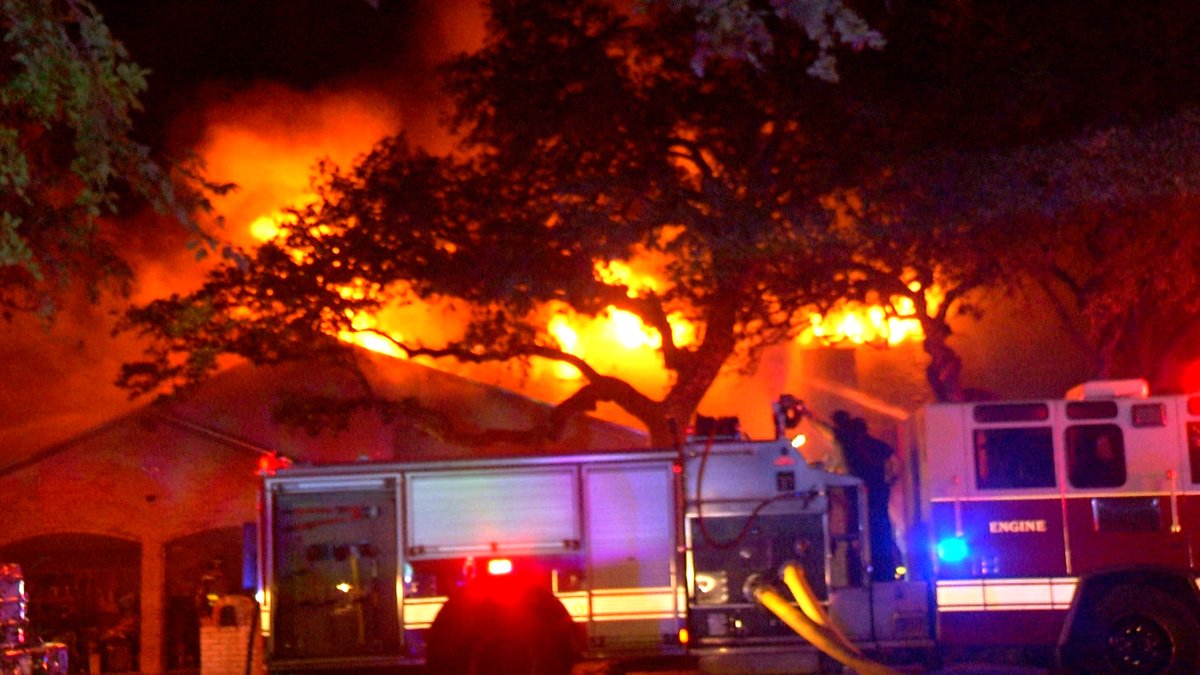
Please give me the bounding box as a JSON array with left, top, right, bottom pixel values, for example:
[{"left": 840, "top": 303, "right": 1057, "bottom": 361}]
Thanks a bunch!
[
  {"left": 1005, "top": 112, "right": 1200, "bottom": 390},
  {"left": 830, "top": 107, "right": 1200, "bottom": 401},
  {"left": 655, "top": 0, "right": 884, "bottom": 79},
  {"left": 119, "top": 0, "right": 878, "bottom": 447},
  {"left": 1, "top": 0, "right": 222, "bottom": 319},
  {"left": 788, "top": 0, "right": 1200, "bottom": 402}
]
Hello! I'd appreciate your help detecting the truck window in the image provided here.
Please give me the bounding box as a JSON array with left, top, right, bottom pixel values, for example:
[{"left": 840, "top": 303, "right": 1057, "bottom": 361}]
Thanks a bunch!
[
  {"left": 1066, "top": 424, "right": 1126, "bottom": 489},
  {"left": 973, "top": 427, "right": 1055, "bottom": 489},
  {"left": 1131, "top": 402, "right": 1166, "bottom": 427},
  {"left": 974, "top": 403, "right": 1049, "bottom": 423},
  {"left": 1066, "top": 400, "right": 1118, "bottom": 420}
]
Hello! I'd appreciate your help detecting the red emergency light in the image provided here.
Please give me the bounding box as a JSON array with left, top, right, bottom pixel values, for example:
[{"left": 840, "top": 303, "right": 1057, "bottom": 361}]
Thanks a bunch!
[{"left": 257, "top": 452, "right": 292, "bottom": 476}]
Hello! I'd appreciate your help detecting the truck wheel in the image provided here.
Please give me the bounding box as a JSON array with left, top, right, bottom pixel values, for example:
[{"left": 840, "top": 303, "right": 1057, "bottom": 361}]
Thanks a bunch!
[
  {"left": 426, "top": 585, "right": 578, "bottom": 675},
  {"left": 1096, "top": 585, "right": 1200, "bottom": 674}
]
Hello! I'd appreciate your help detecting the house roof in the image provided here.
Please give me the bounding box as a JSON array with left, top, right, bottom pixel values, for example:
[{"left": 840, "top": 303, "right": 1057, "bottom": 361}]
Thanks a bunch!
[{"left": 0, "top": 350, "right": 648, "bottom": 477}]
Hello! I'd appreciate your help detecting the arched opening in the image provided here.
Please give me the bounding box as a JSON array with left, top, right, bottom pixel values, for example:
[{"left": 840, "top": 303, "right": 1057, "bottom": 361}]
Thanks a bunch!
[
  {"left": 0, "top": 534, "right": 140, "bottom": 673},
  {"left": 164, "top": 526, "right": 246, "bottom": 672}
]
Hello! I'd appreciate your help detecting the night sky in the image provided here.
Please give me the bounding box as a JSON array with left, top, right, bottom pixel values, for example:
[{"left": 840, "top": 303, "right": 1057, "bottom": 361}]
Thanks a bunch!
[{"left": 99, "top": 0, "right": 461, "bottom": 148}]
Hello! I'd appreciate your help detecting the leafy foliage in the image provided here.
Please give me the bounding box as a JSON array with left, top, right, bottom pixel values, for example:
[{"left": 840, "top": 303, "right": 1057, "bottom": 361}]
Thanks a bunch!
[
  {"left": 655, "top": 0, "right": 884, "bottom": 79},
  {"left": 0, "top": 0, "right": 225, "bottom": 319},
  {"left": 837, "top": 108, "right": 1200, "bottom": 399},
  {"left": 1000, "top": 111, "right": 1200, "bottom": 388}
]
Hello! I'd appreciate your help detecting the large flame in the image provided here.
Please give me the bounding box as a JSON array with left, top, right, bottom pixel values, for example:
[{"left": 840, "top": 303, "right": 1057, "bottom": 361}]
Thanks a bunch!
[
  {"left": 799, "top": 282, "right": 941, "bottom": 348},
  {"left": 540, "top": 259, "right": 700, "bottom": 382}
]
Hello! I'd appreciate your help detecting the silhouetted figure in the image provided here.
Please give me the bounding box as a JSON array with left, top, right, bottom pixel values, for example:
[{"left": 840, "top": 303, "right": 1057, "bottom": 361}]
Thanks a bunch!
[
  {"left": 1070, "top": 432, "right": 1126, "bottom": 488},
  {"left": 841, "top": 415, "right": 898, "bottom": 582}
]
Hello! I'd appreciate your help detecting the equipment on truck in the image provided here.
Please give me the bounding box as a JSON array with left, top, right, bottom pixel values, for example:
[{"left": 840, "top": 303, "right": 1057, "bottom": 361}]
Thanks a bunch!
[
  {"left": 256, "top": 398, "right": 931, "bottom": 673},
  {"left": 0, "top": 564, "right": 68, "bottom": 675},
  {"left": 914, "top": 378, "right": 1200, "bottom": 673}
]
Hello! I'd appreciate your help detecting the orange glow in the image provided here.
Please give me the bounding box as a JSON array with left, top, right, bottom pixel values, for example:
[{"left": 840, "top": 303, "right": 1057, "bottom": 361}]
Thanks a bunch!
[
  {"left": 248, "top": 210, "right": 305, "bottom": 242},
  {"left": 197, "top": 84, "right": 400, "bottom": 249},
  {"left": 609, "top": 309, "right": 660, "bottom": 349},
  {"left": 339, "top": 331, "right": 405, "bottom": 358},
  {"left": 799, "top": 282, "right": 942, "bottom": 348},
  {"left": 548, "top": 314, "right": 582, "bottom": 379},
  {"left": 249, "top": 215, "right": 283, "bottom": 241},
  {"left": 191, "top": 79, "right": 935, "bottom": 441},
  {"left": 338, "top": 311, "right": 406, "bottom": 358},
  {"left": 595, "top": 259, "right": 658, "bottom": 295}
]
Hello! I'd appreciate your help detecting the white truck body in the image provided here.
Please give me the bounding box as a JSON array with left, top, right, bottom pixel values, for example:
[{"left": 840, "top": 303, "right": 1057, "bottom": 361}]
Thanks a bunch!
[{"left": 258, "top": 434, "right": 931, "bottom": 672}]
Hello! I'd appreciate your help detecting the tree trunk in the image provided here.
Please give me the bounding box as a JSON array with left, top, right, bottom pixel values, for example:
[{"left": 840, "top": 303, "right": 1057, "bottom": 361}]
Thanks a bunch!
[{"left": 922, "top": 321, "right": 965, "bottom": 402}]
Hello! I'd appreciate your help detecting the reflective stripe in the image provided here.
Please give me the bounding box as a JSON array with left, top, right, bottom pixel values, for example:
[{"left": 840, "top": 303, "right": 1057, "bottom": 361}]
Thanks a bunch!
[
  {"left": 403, "top": 597, "right": 447, "bottom": 629},
  {"left": 558, "top": 591, "right": 589, "bottom": 620},
  {"left": 258, "top": 590, "right": 271, "bottom": 637},
  {"left": 401, "top": 587, "right": 683, "bottom": 629},
  {"left": 590, "top": 587, "right": 678, "bottom": 620},
  {"left": 936, "top": 578, "right": 1077, "bottom": 612},
  {"left": 931, "top": 491, "right": 1176, "bottom": 502}
]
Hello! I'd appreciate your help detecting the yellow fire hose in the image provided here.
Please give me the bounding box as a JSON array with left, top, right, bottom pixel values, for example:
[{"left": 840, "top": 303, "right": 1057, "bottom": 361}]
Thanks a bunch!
[
  {"left": 751, "top": 563, "right": 898, "bottom": 675},
  {"left": 780, "top": 563, "right": 861, "bottom": 656}
]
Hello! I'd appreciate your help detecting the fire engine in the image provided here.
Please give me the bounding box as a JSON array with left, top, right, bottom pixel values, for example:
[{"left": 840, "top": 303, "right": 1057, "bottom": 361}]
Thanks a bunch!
[
  {"left": 255, "top": 401, "right": 930, "bottom": 674},
  {"left": 255, "top": 379, "right": 1200, "bottom": 673},
  {"left": 917, "top": 378, "right": 1200, "bottom": 673}
]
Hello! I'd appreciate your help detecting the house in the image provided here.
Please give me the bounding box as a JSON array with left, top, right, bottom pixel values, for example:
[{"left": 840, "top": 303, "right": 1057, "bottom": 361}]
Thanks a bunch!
[{"left": 0, "top": 353, "right": 646, "bottom": 674}]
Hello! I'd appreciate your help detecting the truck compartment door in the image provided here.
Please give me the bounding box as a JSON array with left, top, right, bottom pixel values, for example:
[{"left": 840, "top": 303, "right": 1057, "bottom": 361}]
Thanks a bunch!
[
  {"left": 408, "top": 468, "right": 581, "bottom": 555},
  {"left": 268, "top": 479, "right": 401, "bottom": 662}
]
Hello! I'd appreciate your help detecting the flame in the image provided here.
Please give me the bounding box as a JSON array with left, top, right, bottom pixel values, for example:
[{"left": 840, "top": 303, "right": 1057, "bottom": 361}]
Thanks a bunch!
[
  {"left": 249, "top": 215, "right": 283, "bottom": 241},
  {"left": 248, "top": 210, "right": 306, "bottom": 242},
  {"left": 595, "top": 260, "right": 658, "bottom": 295},
  {"left": 548, "top": 314, "right": 581, "bottom": 379},
  {"left": 190, "top": 80, "right": 934, "bottom": 442},
  {"left": 799, "top": 281, "right": 942, "bottom": 348},
  {"left": 608, "top": 309, "right": 660, "bottom": 349},
  {"left": 196, "top": 84, "right": 401, "bottom": 250},
  {"left": 338, "top": 310, "right": 405, "bottom": 358}
]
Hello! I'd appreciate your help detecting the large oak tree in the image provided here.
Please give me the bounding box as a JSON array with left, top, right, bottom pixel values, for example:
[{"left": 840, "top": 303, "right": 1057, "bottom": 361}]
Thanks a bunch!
[{"left": 119, "top": 0, "right": 879, "bottom": 446}]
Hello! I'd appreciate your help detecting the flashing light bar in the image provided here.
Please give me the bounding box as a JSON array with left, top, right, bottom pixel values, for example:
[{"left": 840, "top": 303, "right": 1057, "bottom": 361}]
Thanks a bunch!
[
  {"left": 937, "top": 536, "right": 969, "bottom": 564},
  {"left": 487, "top": 558, "right": 514, "bottom": 575}
]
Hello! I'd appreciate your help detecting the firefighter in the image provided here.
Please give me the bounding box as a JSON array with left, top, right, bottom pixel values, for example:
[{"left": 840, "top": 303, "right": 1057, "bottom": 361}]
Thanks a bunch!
[
  {"left": 1070, "top": 431, "right": 1125, "bottom": 488},
  {"left": 841, "top": 415, "right": 898, "bottom": 582}
]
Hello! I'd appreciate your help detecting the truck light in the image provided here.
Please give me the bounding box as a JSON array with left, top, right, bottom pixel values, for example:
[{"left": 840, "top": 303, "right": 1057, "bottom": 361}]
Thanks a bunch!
[
  {"left": 487, "top": 558, "right": 514, "bottom": 575},
  {"left": 937, "top": 536, "right": 969, "bottom": 564},
  {"left": 678, "top": 627, "right": 690, "bottom": 645}
]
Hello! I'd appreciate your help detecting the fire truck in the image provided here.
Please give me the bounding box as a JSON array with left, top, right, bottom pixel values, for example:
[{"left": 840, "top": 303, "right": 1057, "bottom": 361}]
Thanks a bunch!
[
  {"left": 918, "top": 378, "right": 1200, "bottom": 673},
  {"left": 255, "top": 379, "right": 1200, "bottom": 673},
  {"left": 255, "top": 401, "right": 931, "bottom": 674}
]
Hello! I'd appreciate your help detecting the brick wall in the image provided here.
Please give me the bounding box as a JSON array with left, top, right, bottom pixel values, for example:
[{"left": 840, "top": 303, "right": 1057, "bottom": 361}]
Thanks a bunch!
[{"left": 200, "top": 596, "right": 263, "bottom": 675}]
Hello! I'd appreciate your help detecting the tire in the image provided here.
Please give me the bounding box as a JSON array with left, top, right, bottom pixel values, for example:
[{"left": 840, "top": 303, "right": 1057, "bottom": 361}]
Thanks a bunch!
[
  {"left": 1093, "top": 585, "right": 1200, "bottom": 674},
  {"left": 426, "top": 584, "right": 579, "bottom": 675}
]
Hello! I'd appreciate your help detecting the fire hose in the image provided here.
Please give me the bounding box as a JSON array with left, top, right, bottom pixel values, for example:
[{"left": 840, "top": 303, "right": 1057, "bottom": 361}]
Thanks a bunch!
[{"left": 749, "top": 563, "right": 898, "bottom": 675}]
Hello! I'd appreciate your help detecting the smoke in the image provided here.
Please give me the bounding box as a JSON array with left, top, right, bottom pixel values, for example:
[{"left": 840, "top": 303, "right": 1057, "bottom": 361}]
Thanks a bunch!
[{"left": 0, "top": 1, "right": 489, "bottom": 462}]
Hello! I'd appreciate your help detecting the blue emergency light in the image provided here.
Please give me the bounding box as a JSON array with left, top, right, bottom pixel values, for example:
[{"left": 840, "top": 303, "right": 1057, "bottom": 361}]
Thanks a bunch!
[{"left": 936, "top": 536, "right": 969, "bottom": 563}]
